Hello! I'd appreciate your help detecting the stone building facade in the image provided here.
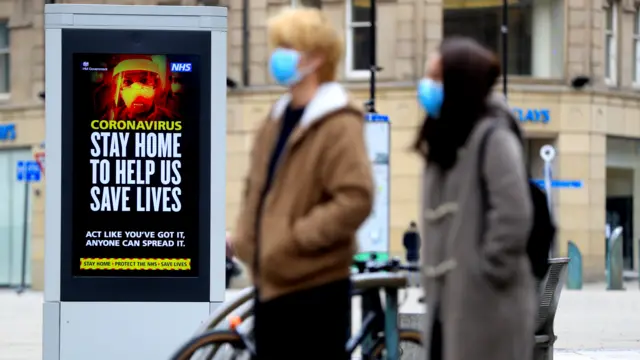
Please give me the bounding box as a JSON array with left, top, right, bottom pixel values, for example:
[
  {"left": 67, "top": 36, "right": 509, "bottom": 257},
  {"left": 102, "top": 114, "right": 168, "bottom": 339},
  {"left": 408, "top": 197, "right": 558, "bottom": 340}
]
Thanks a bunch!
[{"left": 1, "top": 0, "right": 640, "bottom": 289}]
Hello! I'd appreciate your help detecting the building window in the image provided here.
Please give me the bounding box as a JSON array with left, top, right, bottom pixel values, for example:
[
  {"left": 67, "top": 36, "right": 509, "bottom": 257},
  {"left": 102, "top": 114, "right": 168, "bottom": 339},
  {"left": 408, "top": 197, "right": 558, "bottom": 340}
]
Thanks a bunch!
[
  {"left": 345, "top": 0, "right": 371, "bottom": 78},
  {"left": 159, "top": 0, "right": 182, "bottom": 5},
  {"left": 198, "top": 0, "right": 221, "bottom": 5},
  {"left": 291, "top": 0, "right": 321, "bottom": 7},
  {"left": 633, "top": 9, "right": 640, "bottom": 86},
  {"left": 605, "top": 2, "right": 618, "bottom": 86},
  {"left": 443, "top": 0, "right": 564, "bottom": 78},
  {"left": 0, "top": 22, "right": 9, "bottom": 95}
]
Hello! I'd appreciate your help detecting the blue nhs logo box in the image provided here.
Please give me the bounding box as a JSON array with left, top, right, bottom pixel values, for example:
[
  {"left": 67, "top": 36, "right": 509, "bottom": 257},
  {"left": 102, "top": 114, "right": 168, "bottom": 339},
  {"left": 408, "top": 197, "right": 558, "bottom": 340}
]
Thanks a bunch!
[{"left": 170, "top": 62, "right": 192, "bottom": 72}]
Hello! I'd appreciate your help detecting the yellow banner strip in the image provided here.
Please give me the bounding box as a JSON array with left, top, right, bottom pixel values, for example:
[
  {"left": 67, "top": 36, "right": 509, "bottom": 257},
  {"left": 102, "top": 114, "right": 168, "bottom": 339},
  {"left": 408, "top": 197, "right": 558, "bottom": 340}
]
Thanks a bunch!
[{"left": 79, "top": 258, "right": 191, "bottom": 270}]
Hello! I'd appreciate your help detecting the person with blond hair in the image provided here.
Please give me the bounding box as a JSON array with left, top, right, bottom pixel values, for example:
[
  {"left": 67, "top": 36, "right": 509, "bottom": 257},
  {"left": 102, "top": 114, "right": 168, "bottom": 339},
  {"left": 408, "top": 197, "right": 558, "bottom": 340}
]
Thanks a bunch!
[{"left": 227, "top": 6, "right": 374, "bottom": 360}]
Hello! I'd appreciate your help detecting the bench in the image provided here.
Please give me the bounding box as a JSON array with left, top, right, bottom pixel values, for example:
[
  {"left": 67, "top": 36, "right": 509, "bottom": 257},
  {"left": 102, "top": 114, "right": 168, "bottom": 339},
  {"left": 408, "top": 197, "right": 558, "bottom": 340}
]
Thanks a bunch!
[
  {"left": 398, "top": 258, "right": 569, "bottom": 359},
  {"left": 534, "top": 257, "right": 570, "bottom": 360}
]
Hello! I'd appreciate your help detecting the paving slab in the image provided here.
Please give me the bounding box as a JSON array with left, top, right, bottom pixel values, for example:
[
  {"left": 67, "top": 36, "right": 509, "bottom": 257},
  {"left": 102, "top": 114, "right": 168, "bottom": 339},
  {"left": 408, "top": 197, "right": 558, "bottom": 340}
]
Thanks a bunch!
[
  {"left": 3, "top": 281, "right": 640, "bottom": 359},
  {"left": 0, "top": 290, "right": 42, "bottom": 360},
  {"left": 554, "top": 282, "right": 640, "bottom": 350},
  {"left": 556, "top": 350, "right": 640, "bottom": 360}
]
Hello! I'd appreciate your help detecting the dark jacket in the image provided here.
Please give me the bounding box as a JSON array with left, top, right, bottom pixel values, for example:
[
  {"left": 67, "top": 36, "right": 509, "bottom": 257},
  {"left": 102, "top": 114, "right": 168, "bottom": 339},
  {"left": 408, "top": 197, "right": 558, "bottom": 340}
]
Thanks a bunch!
[{"left": 403, "top": 229, "right": 420, "bottom": 262}]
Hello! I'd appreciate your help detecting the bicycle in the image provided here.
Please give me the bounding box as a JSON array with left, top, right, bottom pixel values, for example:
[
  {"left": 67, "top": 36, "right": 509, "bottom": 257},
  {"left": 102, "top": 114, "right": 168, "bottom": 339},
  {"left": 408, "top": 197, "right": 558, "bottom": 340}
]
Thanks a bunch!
[
  {"left": 170, "top": 257, "right": 424, "bottom": 360},
  {"left": 348, "top": 257, "right": 424, "bottom": 359}
]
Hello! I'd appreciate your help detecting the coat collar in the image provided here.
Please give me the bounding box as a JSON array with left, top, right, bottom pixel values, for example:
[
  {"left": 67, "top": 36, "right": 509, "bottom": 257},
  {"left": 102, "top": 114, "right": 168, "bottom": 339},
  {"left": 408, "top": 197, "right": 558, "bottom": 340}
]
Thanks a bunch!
[{"left": 269, "top": 82, "right": 351, "bottom": 128}]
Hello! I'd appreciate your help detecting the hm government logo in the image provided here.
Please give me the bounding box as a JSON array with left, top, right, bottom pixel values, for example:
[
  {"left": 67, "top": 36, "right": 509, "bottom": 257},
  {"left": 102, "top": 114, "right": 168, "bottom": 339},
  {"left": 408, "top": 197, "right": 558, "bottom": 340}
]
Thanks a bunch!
[{"left": 170, "top": 62, "right": 192, "bottom": 72}]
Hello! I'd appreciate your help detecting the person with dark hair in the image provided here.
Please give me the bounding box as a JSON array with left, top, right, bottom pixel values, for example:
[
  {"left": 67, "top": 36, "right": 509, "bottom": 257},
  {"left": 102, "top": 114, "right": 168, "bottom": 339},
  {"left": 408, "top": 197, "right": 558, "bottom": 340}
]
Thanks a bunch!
[{"left": 414, "top": 37, "right": 536, "bottom": 360}]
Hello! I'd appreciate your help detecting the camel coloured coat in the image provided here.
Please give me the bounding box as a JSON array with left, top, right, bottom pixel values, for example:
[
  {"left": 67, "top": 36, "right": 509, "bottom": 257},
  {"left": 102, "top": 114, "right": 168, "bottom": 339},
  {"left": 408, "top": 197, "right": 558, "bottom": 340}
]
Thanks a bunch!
[
  {"left": 420, "top": 95, "right": 537, "bottom": 360},
  {"left": 231, "top": 82, "right": 374, "bottom": 301}
]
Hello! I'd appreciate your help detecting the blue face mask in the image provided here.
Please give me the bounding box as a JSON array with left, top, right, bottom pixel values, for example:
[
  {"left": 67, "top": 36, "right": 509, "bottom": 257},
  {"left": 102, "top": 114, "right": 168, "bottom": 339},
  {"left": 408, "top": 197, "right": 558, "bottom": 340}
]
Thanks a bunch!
[
  {"left": 417, "top": 78, "right": 444, "bottom": 118},
  {"left": 269, "top": 48, "right": 305, "bottom": 86}
]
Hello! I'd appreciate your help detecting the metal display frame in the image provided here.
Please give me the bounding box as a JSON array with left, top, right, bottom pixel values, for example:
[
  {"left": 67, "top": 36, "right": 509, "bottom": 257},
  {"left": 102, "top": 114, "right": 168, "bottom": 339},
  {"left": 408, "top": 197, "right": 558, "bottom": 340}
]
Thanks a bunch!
[
  {"left": 356, "top": 114, "right": 391, "bottom": 261},
  {"left": 44, "top": 5, "right": 227, "bottom": 360}
]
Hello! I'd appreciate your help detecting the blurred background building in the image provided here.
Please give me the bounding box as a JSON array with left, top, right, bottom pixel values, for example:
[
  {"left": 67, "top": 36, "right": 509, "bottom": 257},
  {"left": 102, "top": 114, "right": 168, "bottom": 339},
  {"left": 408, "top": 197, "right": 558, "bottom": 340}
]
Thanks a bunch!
[{"left": 0, "top": 0, "right": 639, "bottom": 289}]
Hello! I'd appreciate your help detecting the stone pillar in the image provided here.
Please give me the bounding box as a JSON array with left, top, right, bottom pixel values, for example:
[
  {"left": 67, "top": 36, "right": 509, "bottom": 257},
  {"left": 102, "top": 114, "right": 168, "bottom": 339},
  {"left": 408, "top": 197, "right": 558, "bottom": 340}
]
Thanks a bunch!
[
  {"left": 225, "top": 94, "right": 273, "bottom": 231},
  {"left": 30, "top": 0, "right": 44, "bottom": 102},
  {"left": 377, "top": 89, "right": 422, "bottom": 257},
  {"left": 590, "top": 0, "right": 605, "bottom": 86},
  {"left": 8, "top": 0, "right": 39, "bottom": 104},
  {"left": 423, "top": 0, "right": 442, "bottom": 68},
  {"left": 565, "top": 0, "right": 591, "bottom": 82},
  {"left": 393, "top": 0, "right": 416, "bottom": 80},
  {"left": 618, "top": 0, "right": 636, "bottom": 89},
  {"left": 632, "top": 164, "right": 640, "bottom": 272},
  {"left": 243, "top": 0, "right": 268, "bottom": 86},
  {"left": 555, "top": 95, "right": 606, "bottom": 281},
  {"left": 228, "top": 0, "right": 243, "bottom": 84}
]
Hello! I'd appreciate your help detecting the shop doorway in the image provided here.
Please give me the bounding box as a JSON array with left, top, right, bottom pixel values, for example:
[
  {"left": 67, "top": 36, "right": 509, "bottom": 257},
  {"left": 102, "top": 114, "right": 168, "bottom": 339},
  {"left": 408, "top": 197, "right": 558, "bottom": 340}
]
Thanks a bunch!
[
  {"left": 606, "top": 197, "right": 634, "bottom": 269},
  {"left": 0, "top": 148, "right": 33, "bottom": 287},
  {"left": 606, "top": 167, "right": 635, "bottom": 270}
]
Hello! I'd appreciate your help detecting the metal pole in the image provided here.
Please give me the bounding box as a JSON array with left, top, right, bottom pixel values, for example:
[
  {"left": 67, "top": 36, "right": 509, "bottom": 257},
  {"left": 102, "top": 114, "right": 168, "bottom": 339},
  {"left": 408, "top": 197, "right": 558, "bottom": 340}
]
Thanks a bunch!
[
  {"left": 540, "top": 145, "right": 556, "bottom": 257},
  {"left": 16, "top": 181, "right": 29, "bottom": 294},
  {"left": 501, "top": 0, "right": 508, "bottom": 98},
  {"left": 241, "top": 0, "right": 250, "bottom": 86},
  {"left": 367, "top": 0, "right": 377, "bottom": 113}
]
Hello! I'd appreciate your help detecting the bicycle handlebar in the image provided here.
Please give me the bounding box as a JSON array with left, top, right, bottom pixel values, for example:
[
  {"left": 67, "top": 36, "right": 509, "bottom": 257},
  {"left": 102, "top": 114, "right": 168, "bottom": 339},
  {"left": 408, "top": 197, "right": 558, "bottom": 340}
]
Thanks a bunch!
[{"left": 352, "top": 257, "right": 419, "bottom": 274}]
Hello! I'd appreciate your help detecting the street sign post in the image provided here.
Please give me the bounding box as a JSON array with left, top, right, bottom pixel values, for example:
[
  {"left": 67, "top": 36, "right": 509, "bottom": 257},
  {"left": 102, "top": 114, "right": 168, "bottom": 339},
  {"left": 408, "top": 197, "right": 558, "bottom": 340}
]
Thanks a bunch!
[
  {"left": 15, "top": 160, "right": 41, "bottom": 295},
  {"left": 540, "top": 145, "right": 557, "bottom": 256},
  {"left": 540, "top": 145, "right": 556, "bottom": 213},
  {"left": 16, "top": 160, "right": 41, "bottom": 182}
]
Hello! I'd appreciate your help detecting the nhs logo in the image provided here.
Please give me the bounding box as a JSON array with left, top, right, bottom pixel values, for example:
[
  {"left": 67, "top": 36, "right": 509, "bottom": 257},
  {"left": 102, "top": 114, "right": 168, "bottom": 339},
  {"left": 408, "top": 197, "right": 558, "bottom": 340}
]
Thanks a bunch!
[{"left": 170, "top": 62, "right": 192, "bottom": 72}]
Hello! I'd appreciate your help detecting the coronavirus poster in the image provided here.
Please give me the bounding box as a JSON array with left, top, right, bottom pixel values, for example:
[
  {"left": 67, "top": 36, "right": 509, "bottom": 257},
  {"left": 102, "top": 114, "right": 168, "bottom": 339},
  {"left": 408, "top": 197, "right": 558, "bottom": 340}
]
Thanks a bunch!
[{"left": 71, "top": 54, "right": 200, "bottom": 277}]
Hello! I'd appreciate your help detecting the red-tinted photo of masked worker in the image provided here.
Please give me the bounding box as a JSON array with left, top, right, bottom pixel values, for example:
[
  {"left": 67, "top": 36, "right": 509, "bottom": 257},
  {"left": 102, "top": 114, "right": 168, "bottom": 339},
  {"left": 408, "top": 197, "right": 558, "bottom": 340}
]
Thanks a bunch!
[
  {"left": 165, "top": 72, "right": 187, "bottom": 115},
  {"left": 108, "top": 58, "right": 179, "bottom": 121}
]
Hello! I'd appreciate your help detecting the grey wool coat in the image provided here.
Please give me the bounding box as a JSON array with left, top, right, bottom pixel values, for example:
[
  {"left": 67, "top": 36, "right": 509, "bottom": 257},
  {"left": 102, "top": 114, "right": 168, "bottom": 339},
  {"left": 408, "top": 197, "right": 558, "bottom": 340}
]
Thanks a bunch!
[{"left": 420, "top": 95, "right": 537, "bottom": 360}]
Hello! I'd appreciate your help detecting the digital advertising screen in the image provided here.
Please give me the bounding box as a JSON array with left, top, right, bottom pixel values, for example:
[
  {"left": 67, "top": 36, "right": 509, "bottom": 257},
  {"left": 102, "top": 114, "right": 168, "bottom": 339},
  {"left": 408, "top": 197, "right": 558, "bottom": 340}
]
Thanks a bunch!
[{"left": 71, "top": 54, "right": 200, "bottom": 277}]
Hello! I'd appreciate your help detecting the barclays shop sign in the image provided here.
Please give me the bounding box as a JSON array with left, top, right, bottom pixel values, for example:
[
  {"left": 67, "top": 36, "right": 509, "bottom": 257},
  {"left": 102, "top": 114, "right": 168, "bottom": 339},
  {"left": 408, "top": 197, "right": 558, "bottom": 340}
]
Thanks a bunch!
[{"left": 512, "top": 108, "right": 550, "bottom": 124}]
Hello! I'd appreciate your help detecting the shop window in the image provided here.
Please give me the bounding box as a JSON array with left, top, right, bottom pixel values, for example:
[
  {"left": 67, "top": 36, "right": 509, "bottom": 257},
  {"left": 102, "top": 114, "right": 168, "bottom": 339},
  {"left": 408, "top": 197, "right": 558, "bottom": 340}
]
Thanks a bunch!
[
  {"left": 291, "top": 0, "right": 321, "bottom": 7},
  {"left": 633, "top": 8, "right": 640, "bottom": 87},
  {"left": 443, "top": 0, "right": 564, "bottom": 78},
  {"left": 0, "top": 148, "right": 33, "bottom": 286},
  {"left": 605, "top": 1, "right": 618, "bottom": 86},
  {"left": 346, "top": 0, "right": 372, "bottom": 78},
  {"left": 0, "top": 22, "right": 9, "bottom": 95}
]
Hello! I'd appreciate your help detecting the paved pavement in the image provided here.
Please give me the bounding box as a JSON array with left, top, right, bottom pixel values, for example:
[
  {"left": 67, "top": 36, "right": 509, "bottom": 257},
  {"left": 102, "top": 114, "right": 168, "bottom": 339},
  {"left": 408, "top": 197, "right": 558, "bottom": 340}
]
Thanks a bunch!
[
  {"left": 0, "top": 290, "right": 41, "bottom": 360},
  {"left": 555, "top": 350, "right": 640, "bottom": 359},
  {"left": 2, "top": 281, "right": 640, "bottom": 360}
]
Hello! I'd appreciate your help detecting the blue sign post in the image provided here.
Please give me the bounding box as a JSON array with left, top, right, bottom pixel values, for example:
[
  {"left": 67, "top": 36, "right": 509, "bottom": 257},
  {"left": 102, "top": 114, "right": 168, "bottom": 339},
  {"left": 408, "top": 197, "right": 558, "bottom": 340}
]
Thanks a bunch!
[
  {"left": 16, "top": 160, "right": 41, "bottom": 183},
  {"left": 15, "top": 160, "right": 40, "bottom": 295},
  {"left": 0, "top": 123, "right": 16, "bottom": 140}
]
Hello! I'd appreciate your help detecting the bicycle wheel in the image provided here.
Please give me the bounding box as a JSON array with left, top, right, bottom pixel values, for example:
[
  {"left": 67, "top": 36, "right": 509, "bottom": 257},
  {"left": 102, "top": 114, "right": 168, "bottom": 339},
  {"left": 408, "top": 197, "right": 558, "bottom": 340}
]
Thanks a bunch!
[
  {"left": 370, "top": 328, "right": 424, "bottom": 360},
  {"left": 170, "top": 330, "right": 250, "bottom": 360}
]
